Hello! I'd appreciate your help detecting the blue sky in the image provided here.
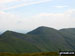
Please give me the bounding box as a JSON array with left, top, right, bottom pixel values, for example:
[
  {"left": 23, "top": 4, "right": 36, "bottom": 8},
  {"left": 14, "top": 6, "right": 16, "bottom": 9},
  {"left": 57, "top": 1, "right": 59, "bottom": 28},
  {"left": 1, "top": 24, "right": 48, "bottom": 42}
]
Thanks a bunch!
[
  {"left": 4, "top": 0, "right": 75, "bottom": 16},
  {"left": 0, "top": 0, "right": 75, "bottom": 33}
]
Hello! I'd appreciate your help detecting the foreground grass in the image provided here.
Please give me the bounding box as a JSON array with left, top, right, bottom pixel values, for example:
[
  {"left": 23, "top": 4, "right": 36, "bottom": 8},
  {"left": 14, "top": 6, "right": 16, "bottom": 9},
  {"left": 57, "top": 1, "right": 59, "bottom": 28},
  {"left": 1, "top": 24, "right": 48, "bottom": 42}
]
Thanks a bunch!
[
  {"left": 0, "top": 52, "right": 59, "bottom": 56},
  {"left": 0, "top": 52, "right": 75, "bottom": 56}
]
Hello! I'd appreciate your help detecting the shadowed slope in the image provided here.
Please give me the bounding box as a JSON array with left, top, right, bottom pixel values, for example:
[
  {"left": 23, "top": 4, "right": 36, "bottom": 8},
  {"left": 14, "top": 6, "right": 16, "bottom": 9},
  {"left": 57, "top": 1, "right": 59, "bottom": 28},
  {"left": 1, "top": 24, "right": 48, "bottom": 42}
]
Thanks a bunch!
[{"left": 60, "top": 28, "right": 75, "bottom": 50}]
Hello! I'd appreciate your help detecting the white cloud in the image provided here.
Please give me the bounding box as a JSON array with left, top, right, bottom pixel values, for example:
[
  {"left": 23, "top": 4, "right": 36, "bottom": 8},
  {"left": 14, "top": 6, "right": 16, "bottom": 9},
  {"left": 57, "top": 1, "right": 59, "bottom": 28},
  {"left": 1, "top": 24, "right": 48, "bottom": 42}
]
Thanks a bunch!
[
  {"left": 31, "top": 9, "right": 75, "bottom": 29},
  {"left": 0, "top": 0, "right": 18, "bottom": 10},
  {"left": 0, "top": 11, "right": 22, "bottom": 31},
  {"left": 0, "top": 9, "right": 75, "bottom": 33},
  {"left": 1, "top": 0, "right": 52, "bottom": 10},
  {"left": 0, "top": 0, "right": 16, "bottom": 4},
  {"left": 55, "top": 5, "right": 68, "bottom": 8}
]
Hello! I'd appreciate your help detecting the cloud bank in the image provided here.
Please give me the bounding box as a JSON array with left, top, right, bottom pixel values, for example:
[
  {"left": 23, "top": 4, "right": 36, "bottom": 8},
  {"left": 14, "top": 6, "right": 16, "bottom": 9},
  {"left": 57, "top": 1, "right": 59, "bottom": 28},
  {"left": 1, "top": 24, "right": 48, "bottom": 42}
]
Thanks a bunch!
[
  {"left": 0, "top": 9, "right": 75, "bottom": 33},
  {"left": 55, "top": 5, "right": 68, "bottom": 8}
]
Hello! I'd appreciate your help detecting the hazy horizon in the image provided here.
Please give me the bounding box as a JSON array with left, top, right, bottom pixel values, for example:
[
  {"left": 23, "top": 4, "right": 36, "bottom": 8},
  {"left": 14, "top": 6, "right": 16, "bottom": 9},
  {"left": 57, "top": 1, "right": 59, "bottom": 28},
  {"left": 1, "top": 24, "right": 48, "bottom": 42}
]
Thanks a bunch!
[
  {"left": 0, "top": 0, "right": 75, "bottom": 33},
  {"left": 0, "top": 26, "right": 75, "bottom": 34}
]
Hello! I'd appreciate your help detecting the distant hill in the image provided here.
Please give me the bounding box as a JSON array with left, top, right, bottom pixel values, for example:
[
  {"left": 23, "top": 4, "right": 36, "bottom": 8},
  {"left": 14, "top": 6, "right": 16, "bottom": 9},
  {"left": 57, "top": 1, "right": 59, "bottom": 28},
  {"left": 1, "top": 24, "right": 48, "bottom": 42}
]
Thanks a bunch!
[
  {"left": 60, "top": 28, "right": 75, "bottom": 34},
  {"left": 59, "top": 28, "right": 75, "bottom": 50},
  {"left": 0, "top": 31, "right": 41, "bottom": 53},
  {"left": 0, "top": 26, "right": 75, "bottom": 53}
]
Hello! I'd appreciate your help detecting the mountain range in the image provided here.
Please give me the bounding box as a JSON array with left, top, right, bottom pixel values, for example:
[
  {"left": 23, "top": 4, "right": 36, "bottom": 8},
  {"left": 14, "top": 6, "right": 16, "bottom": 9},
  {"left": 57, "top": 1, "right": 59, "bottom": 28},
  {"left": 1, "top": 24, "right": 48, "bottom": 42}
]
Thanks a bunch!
[{"left": 0, "top": 26, "right": 75, "bottom": 53}]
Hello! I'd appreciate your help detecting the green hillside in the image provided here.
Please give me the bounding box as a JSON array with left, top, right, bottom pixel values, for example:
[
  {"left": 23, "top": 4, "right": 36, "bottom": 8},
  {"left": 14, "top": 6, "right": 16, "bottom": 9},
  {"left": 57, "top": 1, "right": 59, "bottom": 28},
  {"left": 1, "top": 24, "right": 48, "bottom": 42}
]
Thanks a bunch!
[
  {"left": 0, "top": 31, "right": 41, "bottom": 53},
  {"left": 60, "top": 28, "right": 75, "bottom": 50},
  {"left": 0, "top": 26, "right": 75, "bottom": 53},
  {"left": 27, "top": 26, "right": 73, "bottom": 51}
]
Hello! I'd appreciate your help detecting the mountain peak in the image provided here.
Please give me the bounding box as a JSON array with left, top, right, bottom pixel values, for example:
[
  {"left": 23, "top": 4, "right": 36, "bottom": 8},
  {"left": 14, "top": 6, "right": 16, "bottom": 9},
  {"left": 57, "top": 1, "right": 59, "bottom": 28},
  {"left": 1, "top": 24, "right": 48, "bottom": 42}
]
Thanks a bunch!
[
  {"left": 1, "top": 30, "right": 22, "bottom": 36},
  {"left": 36, "top": 26, "right": 51, "bottom": 29},
  {"left": 27, "top": 26, "right": 57, "bottom": 35},
  {"left": 3, "top": 30, "right": 15, "bottom": 34},
  {"left": 37, "top": 26, "right": 49, "bottom": 28}
]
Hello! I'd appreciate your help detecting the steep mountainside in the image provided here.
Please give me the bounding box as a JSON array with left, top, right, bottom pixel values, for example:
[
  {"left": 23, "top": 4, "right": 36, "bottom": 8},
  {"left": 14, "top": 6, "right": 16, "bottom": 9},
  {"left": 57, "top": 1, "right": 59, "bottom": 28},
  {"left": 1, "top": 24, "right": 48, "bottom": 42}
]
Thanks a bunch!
[
  {"left": 27, "top": 26, "right": 73, "bottom": 51},
  {"left": 0, "top": 27, "right": 75, "bottom": 53}
]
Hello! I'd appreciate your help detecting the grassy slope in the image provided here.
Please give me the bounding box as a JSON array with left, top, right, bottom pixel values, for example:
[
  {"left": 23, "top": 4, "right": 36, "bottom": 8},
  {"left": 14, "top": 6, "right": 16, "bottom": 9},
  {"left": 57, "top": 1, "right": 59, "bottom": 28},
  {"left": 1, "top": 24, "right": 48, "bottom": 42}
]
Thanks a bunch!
[
  {"left": 59, "top": 28, "right": 75, "bottom": 50},
  {"left": 0, "top": 31, "right": 41, "bottom": 53},
  {"left": 27, "top": 26, "right": 73, "bottom": 51},
  {"left": 0, "top": 27, "right": 75, "bottom": 53}
]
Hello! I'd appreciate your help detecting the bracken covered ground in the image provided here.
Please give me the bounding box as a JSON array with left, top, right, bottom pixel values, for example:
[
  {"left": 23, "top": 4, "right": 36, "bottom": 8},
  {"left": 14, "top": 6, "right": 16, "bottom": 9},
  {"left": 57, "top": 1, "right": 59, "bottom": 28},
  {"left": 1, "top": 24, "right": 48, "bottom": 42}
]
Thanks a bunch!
[{"left": 0, "top": 52, "right": 59, "bottom": 56}]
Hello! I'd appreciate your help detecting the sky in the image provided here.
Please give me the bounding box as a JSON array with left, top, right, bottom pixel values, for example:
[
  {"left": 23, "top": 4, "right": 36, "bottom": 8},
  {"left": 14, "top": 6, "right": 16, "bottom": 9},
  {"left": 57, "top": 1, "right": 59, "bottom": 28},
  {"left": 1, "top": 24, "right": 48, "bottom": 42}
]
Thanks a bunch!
[{"left": 0, "top": 0, "right": 75, "bottom": 33}]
